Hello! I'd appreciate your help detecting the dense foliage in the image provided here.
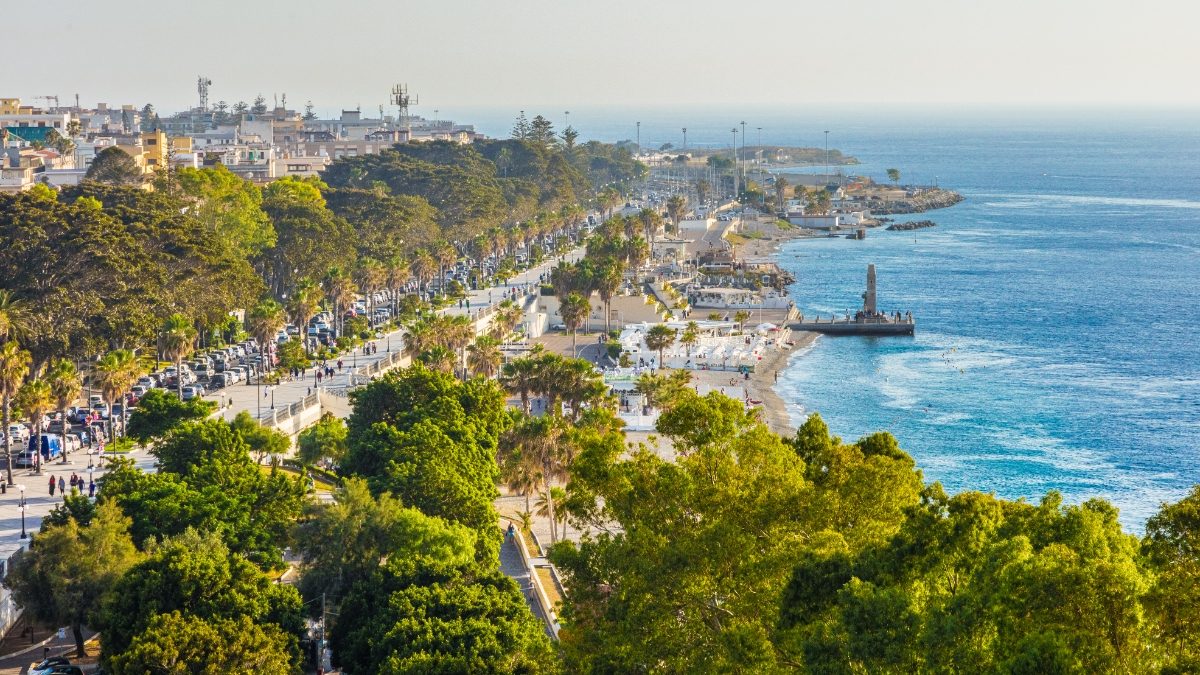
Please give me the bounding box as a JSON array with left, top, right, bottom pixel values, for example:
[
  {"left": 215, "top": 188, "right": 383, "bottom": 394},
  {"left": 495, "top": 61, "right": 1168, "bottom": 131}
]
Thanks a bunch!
[{"left": 548, "top": 393, "right": 1200, "bottom": 674}]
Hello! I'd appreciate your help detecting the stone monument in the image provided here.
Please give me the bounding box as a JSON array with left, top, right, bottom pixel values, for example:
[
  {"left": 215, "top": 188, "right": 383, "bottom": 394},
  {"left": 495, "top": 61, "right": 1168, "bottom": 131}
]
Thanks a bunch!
[{"left": 863, "top": 264, "right": 877, "bottom": 315}]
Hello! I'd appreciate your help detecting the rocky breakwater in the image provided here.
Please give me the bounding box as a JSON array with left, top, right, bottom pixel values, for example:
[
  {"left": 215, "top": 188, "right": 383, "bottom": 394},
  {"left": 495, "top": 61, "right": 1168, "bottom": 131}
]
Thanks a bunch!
[
  {"left": 869, "top": 187, "right": 964, "bottom": 215},
  {"left": 886, "top": 220, "right": 937, "bottom": 231}
]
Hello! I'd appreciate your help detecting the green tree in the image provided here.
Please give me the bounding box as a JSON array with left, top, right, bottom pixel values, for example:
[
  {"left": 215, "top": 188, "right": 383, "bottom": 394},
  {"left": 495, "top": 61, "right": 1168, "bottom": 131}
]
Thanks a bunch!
[
  {"left": 160, "top": 313, "right": 197, "bottom": 398},
  {"left": 125, "top": 388, "right": 215, "bottom": 443},
  {"left": 296, "top": 413, "right": 348, "bottom": 467},
  {"left": 94, "top": 349, "right": 142, "bottom": 441},
  {"left": 176, "top": 164, "right": 276, "bottom": 258},
  {"left": 643, "top": 323, "right": 676, "bottom": 368},
  {"left": 679, "top": 320, "right": 700, "bottom": 357},
  {"left": 0, "top": 341, "right": 30, "bottom": 485},
  {"left": 559, "top": 291, "right": 590, "bottom": 356},
  {"left": 85, "top": 146, "right": 143, "bottom": 186},
  {"left": 887, "top": 168, "right": 901, "bottom": 185},
  {"left": 331, "top": 558, "right": 555, "bottom": 675},
  {"left": 467, "top": 336, "right": 502, "bottom": 378},
  {"left": 551, "top": 389, "right": 812, "bottom": 671},
  {"left": 5, "top": 501, "right": 141, "bottom": 657},
  {"left": 666, "top": 194, "right": 687, "bottom": 231},
  {"left": 342, "top": 364, "right": 509, "bottom": 558},
  {"left": 109, "top": 612, "right": 298, "bottom": 675},
  {"left": 45, "top": 358, "right": 81, "bottom": 463},
  {"left": 15, "top": 378, "right": 53, "bottom": 472},
  {"left": 98, "top": 529, "right": 304, "bottom": 670},
  {"left": 294, "top": 477, "right": 475, "bottom": 606}
]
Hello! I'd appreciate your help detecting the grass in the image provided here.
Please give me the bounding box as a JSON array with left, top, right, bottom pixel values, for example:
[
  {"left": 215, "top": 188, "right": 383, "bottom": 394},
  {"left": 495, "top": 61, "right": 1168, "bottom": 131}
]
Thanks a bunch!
[
  {"left": 536, "top": 566, "right": 563, "bottom": 610},
  {"left": 258, "top": 464, "right": 334, "bottom": 494}
]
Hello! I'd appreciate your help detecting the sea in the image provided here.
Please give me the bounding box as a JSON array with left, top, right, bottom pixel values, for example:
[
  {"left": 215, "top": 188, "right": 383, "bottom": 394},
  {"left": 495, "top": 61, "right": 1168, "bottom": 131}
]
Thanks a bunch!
[{"left": 466, "top": 106, "right": 1200, "bottom": 528}]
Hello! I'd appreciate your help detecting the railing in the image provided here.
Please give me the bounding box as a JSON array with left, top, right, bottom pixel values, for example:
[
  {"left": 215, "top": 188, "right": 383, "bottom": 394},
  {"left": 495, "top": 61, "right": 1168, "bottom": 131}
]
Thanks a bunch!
[{"left": 260, "top": 391, "right": 320, "bottom": 428}]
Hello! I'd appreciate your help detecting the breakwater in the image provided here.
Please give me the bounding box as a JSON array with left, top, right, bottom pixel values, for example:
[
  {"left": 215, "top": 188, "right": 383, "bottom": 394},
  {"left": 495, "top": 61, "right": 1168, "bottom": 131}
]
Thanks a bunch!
[
  {"left": 868, "top": 188, "right": 964, "bottom": 215},
  {"left": 886, "top": 220, "right": 937, "bottom": 231}
]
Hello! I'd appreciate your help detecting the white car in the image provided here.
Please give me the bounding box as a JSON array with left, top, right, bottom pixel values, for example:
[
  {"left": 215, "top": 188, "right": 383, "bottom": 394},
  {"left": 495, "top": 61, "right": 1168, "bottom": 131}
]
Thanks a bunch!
[
  {"left": 6, "top": 423, "right": 29, "bottom": 443},
  {"left": 180, "top": 385, "right": 205, "bottom": 401}
]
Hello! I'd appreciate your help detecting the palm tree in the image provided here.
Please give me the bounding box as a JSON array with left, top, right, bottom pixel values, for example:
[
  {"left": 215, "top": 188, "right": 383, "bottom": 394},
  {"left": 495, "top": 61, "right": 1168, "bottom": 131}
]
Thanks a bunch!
[
  {"left": 623, "top": 236, "right": 649, "bottom": 271},
  {"left": 410, "top": 251, "right": 437, "bottom": 300},
  {"left": 45, "top": 359, "right": 81, "bottom": 464},
  {"left": 638, "top": 208, "right": 663, "bottom": 249},
  {"left": 599, "top": 187, "right": 621, "bottom": 219},
  {"left": 680, "top": 321, "right": 700, "bottom": 358},
  {"left": 0, "top": 342, "right": 30, "bottom": 484},
  {"left": 248, "top": 300, "right": 286, "bottom": 369},
  {"left": 286, "top": 281, "right": 322, "bottom": 348},
  {"left": 666, "top": 195, "right": 687, "bottom": 231},
  {"left": 489, "top": 302, "right": 524, "bottom": 341},
  {"left": 500, "top": 357, "right": 541, "bottom": 414},
  {"left": 560, "top": 292, "right": 589, "bottom": 357},
  {"left": 434, "top": 241, "right": 458, "bottom": 290},
  {"left": 416, "top": 345, "right": 455, "bottom": 374},
  {"left": 161, "top": 313, "right": 197, "bottom": 398},
  {"left": 501, "top": 415, "right": 566, "bottom": 542},
  {"left": 15, "top": 379, "right": 53, "bottom": 474},
  {"left": 594, "top": 261, "right": 624, "bottom": 336},
  {"left": 385, "top": 256, "right": 411, "bottom": 317},
  {"left": 323, "top": 268, "right": 358, "bottom": 338},
  {"left": 0, "top": 290, "right": 27, "bottom": 343},
  {"left": 734, "top": 310, "right": 751, "bottom": 331},
  {"left": 94, "top": 349, "right": 140, "bottom": 442},
  {"left": 354, "top": 258, "right": 388, "bottom": 319},
  {"left": 535, "top": 486, "right": 569, "bottom": 541},
  {"left": 466, "top": 336, "right": 502, "bottom": 379},
  {"left": 773, "top": 175, "right": 789, "bottom": 212},
  {"left": 644, "top": 324, "right": 677, "bottom": 369}
]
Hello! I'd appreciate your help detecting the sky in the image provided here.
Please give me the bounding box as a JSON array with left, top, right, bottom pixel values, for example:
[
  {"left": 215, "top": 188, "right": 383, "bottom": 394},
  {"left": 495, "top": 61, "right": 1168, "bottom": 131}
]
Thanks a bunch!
[{"left": 5, "top": 0, "right": 1199, "bottom": 116}]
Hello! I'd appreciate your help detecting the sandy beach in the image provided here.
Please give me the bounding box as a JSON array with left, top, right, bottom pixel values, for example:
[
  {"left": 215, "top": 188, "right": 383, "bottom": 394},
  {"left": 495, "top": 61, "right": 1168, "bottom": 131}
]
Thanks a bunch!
[{"left": 745, "top": 331, "right": 817, "bottom": 436}]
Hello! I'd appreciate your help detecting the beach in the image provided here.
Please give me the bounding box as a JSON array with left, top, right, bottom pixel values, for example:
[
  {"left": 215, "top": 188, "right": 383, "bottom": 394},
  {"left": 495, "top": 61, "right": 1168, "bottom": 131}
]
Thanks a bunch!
[{"left": 746, "top": 331, "right": 817, "bottom": 436}]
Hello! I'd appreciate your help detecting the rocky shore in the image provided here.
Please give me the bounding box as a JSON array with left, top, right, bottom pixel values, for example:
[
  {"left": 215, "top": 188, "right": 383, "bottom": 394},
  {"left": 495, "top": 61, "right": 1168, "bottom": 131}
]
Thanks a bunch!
[
  {"left": 865, "top": 187, "right": 964, "bottom": 215},
  {"left": 886, "top": 220, "right": 937, "bottom": 231}
]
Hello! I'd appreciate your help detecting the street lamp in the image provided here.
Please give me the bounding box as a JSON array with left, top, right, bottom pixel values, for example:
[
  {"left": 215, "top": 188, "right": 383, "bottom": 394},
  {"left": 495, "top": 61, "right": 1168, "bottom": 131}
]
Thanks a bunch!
[
  {"left": 270, "top": 386, "right": 276, "bottom": 411},
  {"left": 18, "top": 484, "right": 26, "bottom": 539},
  {"left": 824, "top": 130, "right": 830, "bottom": 179}
]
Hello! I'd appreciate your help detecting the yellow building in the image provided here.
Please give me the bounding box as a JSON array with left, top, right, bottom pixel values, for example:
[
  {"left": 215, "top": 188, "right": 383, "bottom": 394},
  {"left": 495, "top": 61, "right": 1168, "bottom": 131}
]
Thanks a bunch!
[
  {"left": 0, "top": 98, "right": 20, "bottom": 115},
  {"left": 140, "top": 130, "right": 168, "bottom": 170}
]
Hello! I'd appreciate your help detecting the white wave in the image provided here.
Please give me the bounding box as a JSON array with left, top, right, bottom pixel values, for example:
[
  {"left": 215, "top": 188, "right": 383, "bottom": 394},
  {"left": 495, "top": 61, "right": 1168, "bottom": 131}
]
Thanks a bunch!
[{"left": 980, "top": 192, "right": 1200, "bottom": 210}]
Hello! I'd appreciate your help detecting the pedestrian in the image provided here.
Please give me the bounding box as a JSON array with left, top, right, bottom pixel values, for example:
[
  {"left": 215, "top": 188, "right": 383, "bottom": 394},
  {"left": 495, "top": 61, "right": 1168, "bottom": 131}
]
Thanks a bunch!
[
  {"left": 88, "top": 479, "right": 96, "bottom": 498},
  {"left": 58, "top": 476, "right": 66, "bottom": 495},
  {"left": 49, "top": 475, "right": 56, "bottom": 495},
  {"left": 337, "top": 360, "right": 343, "bottom": 371},
  {"left": 307, "top": 387, "right": 311, "bottom": 396},
  {"left": 316, "top": 371, "right": 323, "bottom": 383},
  {"left": 507, "top": 523, "right": 516, "bottom": 540}
]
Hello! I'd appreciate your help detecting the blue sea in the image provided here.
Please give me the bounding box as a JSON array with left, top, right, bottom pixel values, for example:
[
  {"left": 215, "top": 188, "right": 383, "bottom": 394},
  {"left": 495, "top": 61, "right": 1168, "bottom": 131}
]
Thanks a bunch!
[{"left": 467, "top": 106, "right": 1200, "bottom": 528}]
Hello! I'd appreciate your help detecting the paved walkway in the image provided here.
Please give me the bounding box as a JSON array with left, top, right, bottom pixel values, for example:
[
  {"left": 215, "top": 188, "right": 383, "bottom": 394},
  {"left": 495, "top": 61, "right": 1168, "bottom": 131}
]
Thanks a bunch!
[{"left": 499, "top": 534, "right": 551, "bottom": 637}]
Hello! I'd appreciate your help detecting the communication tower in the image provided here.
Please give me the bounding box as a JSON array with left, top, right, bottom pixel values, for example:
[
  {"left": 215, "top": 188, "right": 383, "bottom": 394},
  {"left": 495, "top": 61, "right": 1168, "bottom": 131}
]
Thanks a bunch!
[
  {"left": 197, "top": 76, "right": 212, "bottom": 111},
  {"left": 391, "top": 84, "right": 418, "bottom": 128}
]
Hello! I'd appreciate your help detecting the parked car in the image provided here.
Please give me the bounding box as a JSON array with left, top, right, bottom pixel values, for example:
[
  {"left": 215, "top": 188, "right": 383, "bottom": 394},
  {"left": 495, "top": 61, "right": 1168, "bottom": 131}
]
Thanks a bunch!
[
  {"left": 208, "top": 373, "right": 229, "bottom": 389},
  {"left": 137, "top": 375, "right": 157, "bottom": 389},
  {"left": 15, "top": 435, "right": 62, "bottom": 467},
  {"left": 88, "top": 394, "right": 103, "bottom": 407},
  {"left": 130, "top": 385, "right": 149, "bottom": 400},
  {"left": 28, "top": 656, "right": 71, "bottom": 675},
  {"left": 92, "top": 403, "right": 110, "bottom": 419},
  {"left": 6, "top": 423, "right": 29, "bottom": 443},
  {"left": 180, "top": 385, "right": 205, "bottom": 401}
]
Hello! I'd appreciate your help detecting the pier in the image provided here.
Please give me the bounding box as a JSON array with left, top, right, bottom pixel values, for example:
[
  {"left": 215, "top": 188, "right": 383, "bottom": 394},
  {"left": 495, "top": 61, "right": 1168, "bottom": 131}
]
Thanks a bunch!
[{"left": 789, "top": 264, "right": 916, "bottom": 336}]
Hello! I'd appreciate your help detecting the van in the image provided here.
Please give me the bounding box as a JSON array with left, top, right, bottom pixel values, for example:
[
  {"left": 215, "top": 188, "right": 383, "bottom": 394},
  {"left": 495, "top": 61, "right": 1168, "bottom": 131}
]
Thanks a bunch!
[{"left": 15, "top": 435, "right": 62, "bottom": 468}]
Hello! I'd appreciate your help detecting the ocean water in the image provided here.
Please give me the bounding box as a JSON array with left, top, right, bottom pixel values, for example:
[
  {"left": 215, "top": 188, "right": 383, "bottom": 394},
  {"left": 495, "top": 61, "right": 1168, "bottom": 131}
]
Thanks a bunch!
[{"left": 465, "top": 106, "right": 1200, "bottom": 528}]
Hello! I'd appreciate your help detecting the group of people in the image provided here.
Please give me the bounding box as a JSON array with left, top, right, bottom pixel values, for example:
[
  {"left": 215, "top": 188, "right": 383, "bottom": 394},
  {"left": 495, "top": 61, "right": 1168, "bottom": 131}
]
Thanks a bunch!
[{"left": 48, "top": 471, "right": 95, "bottom": 498}]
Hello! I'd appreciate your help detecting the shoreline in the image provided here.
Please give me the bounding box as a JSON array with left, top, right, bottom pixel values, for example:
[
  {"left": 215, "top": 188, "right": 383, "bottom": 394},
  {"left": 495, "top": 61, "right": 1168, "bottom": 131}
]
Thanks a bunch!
[{"left": 746, "top": 331, "right": 818, "bottom": 436}]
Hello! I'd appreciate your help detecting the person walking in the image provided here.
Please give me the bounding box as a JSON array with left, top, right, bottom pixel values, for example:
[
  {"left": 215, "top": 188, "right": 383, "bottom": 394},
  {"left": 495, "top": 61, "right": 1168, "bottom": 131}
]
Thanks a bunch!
[
  {"left": 58, "top": 476, "right": 66, "bottom": 495},
  {"left": 49, "top": 475, "right": 56, "bottom": 496},
  {"left": 88, "top": 479, "right": 96, "bottom": 498}
]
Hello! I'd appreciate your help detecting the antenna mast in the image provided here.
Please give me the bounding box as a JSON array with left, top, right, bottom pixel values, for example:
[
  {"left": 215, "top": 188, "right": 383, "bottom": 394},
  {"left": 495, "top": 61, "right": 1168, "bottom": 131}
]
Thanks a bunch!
[
  {"left": 197, "top": 76, "right": 212, "bottom": 111},
  {"left": 390, "top": 84, "right": 418, "bottom": 129}
]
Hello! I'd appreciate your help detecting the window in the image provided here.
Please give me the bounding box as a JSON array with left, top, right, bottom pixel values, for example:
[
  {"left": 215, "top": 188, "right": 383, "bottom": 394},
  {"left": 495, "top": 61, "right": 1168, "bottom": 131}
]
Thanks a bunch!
[{"left": 145, "top": 138, "right": 157, "bottom": 145}]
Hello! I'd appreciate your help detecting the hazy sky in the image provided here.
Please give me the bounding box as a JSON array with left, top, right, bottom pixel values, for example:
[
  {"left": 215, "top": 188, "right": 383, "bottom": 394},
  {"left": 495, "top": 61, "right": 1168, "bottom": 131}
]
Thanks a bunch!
[{"left": 6, "top": 0, "right": 1198, "bottom": 114}]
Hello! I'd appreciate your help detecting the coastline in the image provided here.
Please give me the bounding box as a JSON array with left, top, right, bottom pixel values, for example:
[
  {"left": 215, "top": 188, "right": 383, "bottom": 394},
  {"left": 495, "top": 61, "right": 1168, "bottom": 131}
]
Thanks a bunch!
[{"left": 747, "top": 331, "right": 817, "bottom": 436}]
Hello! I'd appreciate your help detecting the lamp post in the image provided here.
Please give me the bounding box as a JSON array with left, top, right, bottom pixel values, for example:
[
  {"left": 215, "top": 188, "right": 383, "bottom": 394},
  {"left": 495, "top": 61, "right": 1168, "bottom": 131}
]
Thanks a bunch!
[
  {"left": 740, "top": 120, "right": 746, "bottom": 182},
  {"left": 682, "top": 127, "right": 687, "bottom": 150},
  {"left": 270, "top": 386, "right": 276, "bottom": 411},
  {"left": 636, "top": 121, "right": 640, "bottom": 152},
  {"left": 824, "top": 130, "right": 830, "bottom": 180},
  {"left": 18, "top": 484, "right": 26, "bottom": 539}
]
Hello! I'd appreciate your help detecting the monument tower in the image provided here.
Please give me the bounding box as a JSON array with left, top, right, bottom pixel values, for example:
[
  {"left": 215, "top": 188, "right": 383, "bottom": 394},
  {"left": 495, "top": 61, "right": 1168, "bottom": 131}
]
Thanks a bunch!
[{"left": 863, "top": 264, "right": 877, "bottom": 315}]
